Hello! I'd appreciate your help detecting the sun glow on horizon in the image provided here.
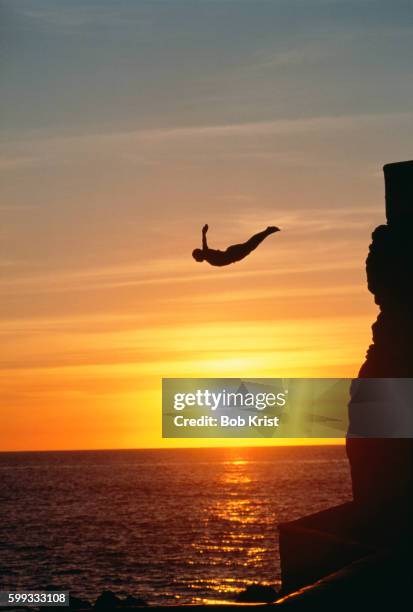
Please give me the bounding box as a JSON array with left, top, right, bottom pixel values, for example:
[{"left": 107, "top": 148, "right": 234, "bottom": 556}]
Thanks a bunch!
[{"left": 1, "top": 210, "right": 377, "bottom": 450}]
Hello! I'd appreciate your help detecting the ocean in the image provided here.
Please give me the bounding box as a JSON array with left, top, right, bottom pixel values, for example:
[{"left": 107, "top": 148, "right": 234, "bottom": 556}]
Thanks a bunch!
[{"left": 0, "top": 446, "right": 352, "bottom": 605}]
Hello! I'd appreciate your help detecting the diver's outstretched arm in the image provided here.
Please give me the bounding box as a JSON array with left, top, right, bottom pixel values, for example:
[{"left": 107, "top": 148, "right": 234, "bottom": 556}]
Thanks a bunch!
[{"left": 202, "top": 224, "right": 209, "bottom": 250}]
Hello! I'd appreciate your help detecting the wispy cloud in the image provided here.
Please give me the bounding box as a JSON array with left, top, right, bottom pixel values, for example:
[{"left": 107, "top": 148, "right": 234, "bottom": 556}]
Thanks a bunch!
[
  {"left": 2, "top": 110, "right": 412, "bottom": 172},
  {"left": 0, "top": 204, "right": 375, "bottom": 296},
  {"left": 104, "top": 111, "right": 413, "bottom": 142}
]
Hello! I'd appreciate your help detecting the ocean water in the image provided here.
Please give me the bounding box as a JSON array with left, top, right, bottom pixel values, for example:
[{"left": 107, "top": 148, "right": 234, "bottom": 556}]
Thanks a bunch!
[{"left": 0, "top": 446, "right": 352, "bottom": 605}]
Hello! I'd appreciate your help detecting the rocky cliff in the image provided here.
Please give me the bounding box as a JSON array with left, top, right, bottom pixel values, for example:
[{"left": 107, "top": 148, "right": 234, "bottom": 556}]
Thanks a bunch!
[{"left": 347, "top": 161, "right": 413, "bottom": 529}]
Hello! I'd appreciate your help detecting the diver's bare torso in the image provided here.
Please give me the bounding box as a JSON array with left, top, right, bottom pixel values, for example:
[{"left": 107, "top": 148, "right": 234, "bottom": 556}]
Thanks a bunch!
[{"left": 204, "top": 247, "right": 243, "bottom": 267}]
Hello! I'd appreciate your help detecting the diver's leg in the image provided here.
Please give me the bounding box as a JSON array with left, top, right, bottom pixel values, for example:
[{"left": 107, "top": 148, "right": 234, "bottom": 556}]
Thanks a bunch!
[
  {"left": 243, "top": 227, "right": 277, "bottom": 253},
  {"left": 223, "top": 227, "right": 279, "bottom": 264},
  {"left": 223, "top": 228, "right": 273, "bottom": 263}
]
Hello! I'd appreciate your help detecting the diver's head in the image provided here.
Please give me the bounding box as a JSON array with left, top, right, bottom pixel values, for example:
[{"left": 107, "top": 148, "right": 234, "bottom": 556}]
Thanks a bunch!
[{"left": 192, "top": 248, "right": 205, "bottom": 262}]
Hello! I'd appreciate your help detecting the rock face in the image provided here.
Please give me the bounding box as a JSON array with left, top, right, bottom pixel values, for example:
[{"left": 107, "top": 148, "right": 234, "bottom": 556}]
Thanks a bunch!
[
  {"left": 346, "top": 161, "right": 413, "bottom": 529},
  {"left": 236, "top": 584, "right": 279, "bottom": 603},
  {"left": 93, "top": 591, "right": 147, "bottom": 609}
]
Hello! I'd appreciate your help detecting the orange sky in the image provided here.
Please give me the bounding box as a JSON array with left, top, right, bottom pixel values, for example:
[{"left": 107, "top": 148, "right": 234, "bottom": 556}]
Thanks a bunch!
[
  {"left": 1, "top": 199, "right": 381, "bottom": 449},
  {"left": 3, "top": 2, "right": 413, "bottom": 450}
]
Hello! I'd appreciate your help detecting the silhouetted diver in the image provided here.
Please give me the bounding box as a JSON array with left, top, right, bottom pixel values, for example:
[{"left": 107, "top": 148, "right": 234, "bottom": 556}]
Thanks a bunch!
[{"left": 192, "top": 224, "right": 280, "bottom": 266}]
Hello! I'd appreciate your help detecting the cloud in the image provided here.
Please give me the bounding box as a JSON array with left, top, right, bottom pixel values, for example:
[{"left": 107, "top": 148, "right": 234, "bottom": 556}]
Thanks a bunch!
[
  {"left": 10, "top": 0, "right": 151, "bottom": 30},
  {"left": 128, "top": 111, "right": 413, "bottom": 142},
  {"left": 0, "top": 202, "right": 375, "bottom": 294},
  {"left": 0, "top": 156, "right": 41, "bottom": 170},
  {"left": 3, "top": 110, "right": 413, "bottom": 171}
]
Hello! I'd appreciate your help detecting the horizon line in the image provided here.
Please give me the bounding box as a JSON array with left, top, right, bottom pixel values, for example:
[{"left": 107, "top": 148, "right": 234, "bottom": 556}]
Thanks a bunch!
[{"left": 0, "top": 441, "right": 345, "bottom": 453}]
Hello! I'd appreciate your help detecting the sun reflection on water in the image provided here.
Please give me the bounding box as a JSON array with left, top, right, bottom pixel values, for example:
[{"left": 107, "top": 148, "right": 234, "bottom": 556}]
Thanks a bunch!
[{"left": 188, "top": 456, "right": 274, "bottom": 602}]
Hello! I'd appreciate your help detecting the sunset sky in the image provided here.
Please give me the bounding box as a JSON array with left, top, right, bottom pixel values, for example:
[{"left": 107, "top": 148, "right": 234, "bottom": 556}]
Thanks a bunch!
[{"left": 2, "top": 1, "right": 413, "bottom": 450}]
